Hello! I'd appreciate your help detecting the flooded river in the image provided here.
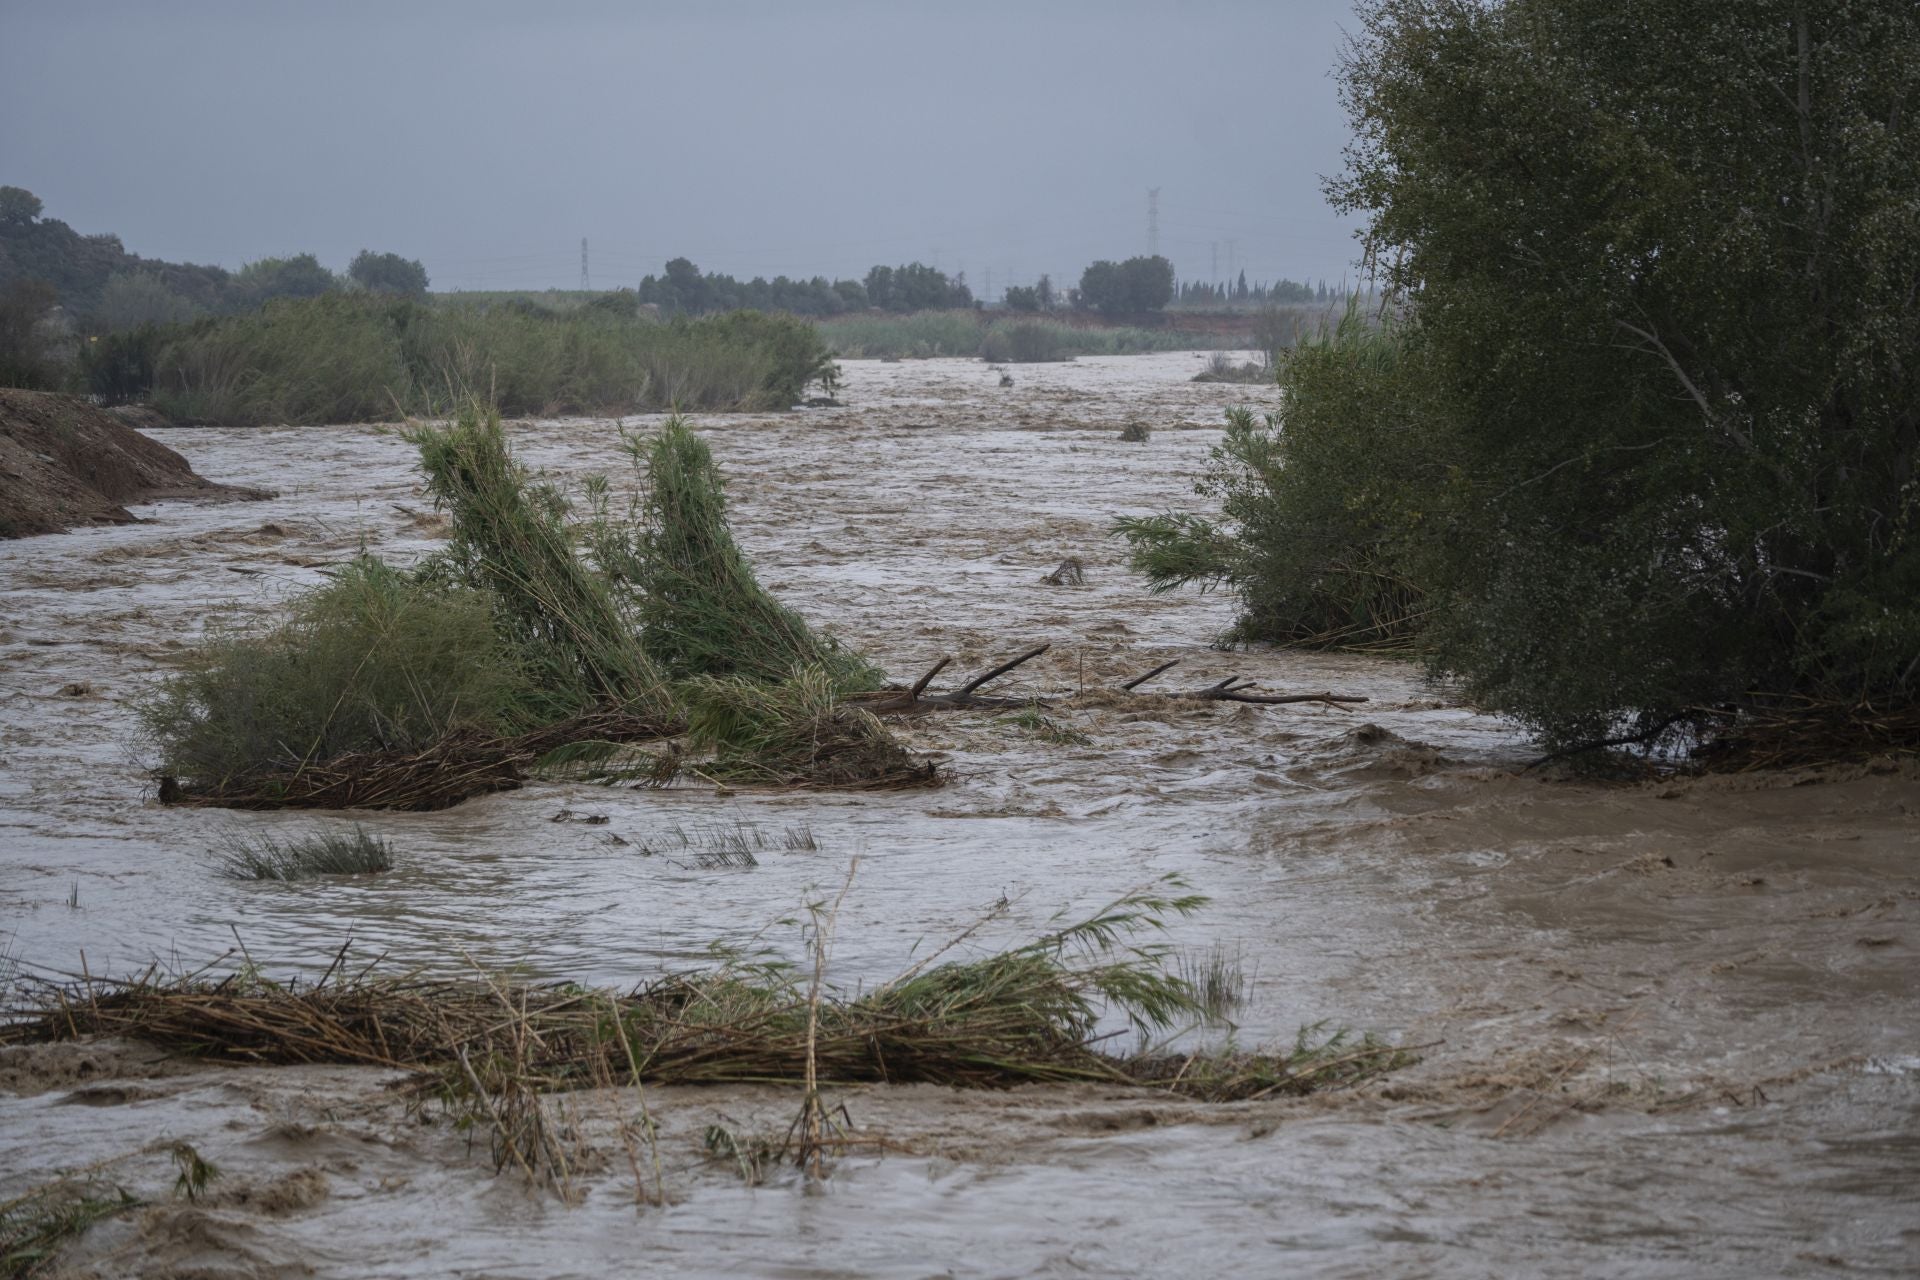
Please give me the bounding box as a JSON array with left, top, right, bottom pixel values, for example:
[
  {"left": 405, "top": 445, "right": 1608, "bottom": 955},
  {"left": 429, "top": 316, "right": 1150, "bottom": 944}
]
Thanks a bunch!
[{"left": 2, "top": 353, "right": 1915, "bottom": 1277}]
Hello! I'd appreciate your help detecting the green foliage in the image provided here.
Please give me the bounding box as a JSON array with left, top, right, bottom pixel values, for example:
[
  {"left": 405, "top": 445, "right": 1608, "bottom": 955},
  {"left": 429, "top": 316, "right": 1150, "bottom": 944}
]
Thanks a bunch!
[
  {"left": 94, "top": 270, "right": 203, "bottom": 331},
  {"left": 140, "top": 556, "right": 530, "bottom": 789},
  {"left": 1077, "top": 255, "right": 1174, "bottom": 316},
  {"left": 215, "top": 827, "right": 394, "bottom": 880},
  {"left": 152, "top": 293, "right": 411, "bottom": 423},
  {"left": 638, "top": 257, "right": 874, "bottom": 317},
  {"left": 168, "top": 1144, "right": 221, "bottom": 1202},
  {"left": 862, "top": 262, "right": 973, "bottom": 312},
  {"left": 1119, "top": 311, "right": 1433, "bottom": 651},
  {"left": 77, "top": 325, "right": 164, "bottom": 403},
  {"left": 0, "top": 279, "right": 59, "bottom": 390},
  {"left": 1319, "top": 0, "right": 1920, "bottom": 746},
  {"left": 0, "top": 190, "right": 232, "bottom": 318},
  {"left": 682, "top": 664, "right": 918, "bottom": 786},
  {"left": 0, "top": 187, "right": 43, "bottom": 228},
  {"left": 347, "top": 249, "right": 429, "bottom": 296},
  {"left": 1, "top": 1175, "right": 138, "bottom": 1278},
  {"left": 231, "top": 253, "right": 340, "bottom": 307},
  {"left": 408, "top": 403, "right": 665, "bottom": 716},
  {"left": 589, "top": 416, "right": 878, "bottom": 688},
  {"left": 1002, "top": 284, "right": 1042, "bottom": 312}
]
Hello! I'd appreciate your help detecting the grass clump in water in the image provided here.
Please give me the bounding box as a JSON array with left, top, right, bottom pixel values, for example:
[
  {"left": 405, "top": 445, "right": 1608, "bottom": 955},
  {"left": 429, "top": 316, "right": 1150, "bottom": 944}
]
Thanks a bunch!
[{"left": 215, "top": 826, "right": 394, "bottom": 880}]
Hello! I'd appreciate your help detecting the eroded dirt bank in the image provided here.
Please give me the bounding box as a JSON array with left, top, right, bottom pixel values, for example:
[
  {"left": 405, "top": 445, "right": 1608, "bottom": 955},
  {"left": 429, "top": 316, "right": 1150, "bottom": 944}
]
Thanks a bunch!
[
  {"left": 1, "top": 354, "right": 1915, "bottom": 1278},
  {"left": 0, "top": 389, "right": 266, "bottom": 538}
]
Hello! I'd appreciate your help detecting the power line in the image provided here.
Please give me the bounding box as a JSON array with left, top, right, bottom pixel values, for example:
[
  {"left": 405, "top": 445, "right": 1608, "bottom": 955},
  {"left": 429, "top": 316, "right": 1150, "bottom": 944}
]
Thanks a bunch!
[{"left": 579, "top": 237, "right": 589, "bottom": 291}]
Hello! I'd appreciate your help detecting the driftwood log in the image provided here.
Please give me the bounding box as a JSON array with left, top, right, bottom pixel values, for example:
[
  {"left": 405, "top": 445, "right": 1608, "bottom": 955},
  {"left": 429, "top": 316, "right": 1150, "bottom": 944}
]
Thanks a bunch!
[{"left": 857, "top": 647, "right": 1368, "bottom": 714}]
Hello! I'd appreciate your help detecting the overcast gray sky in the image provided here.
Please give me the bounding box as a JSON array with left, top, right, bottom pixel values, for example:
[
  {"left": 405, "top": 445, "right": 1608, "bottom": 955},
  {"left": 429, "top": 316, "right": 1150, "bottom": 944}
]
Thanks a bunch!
[{"left": 2, "top": 0, "right": 1368, "bottom": 297}]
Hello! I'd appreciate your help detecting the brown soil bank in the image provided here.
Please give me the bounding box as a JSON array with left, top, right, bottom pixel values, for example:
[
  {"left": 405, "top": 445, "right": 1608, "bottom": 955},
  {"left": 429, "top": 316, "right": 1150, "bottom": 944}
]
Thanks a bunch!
[{"left": 0, "top": 389, "right": 268, "bottom": 538}]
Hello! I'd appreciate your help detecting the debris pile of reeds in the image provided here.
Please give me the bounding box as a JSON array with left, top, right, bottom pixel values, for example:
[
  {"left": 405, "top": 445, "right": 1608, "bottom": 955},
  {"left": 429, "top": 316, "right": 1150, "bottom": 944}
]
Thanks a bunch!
[
  {"left": 163, "top": 708, "right": 678, "bottom": 812},
  {"left": 1697, "top": 695, "right": 1920, "bottom": 771},
  {"left": 1, "top": 883, "right": 1409, "bottom": 1103},
  {"left": 683, "top": 665, "right": 936, "bottom": 789}
]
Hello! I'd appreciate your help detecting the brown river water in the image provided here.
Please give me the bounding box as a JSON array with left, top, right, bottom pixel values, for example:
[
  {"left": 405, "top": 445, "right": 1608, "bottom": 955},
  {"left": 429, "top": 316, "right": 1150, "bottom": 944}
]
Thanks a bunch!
[{"left": 1, "top": 353, "right": 1915, "bottom": 1277}]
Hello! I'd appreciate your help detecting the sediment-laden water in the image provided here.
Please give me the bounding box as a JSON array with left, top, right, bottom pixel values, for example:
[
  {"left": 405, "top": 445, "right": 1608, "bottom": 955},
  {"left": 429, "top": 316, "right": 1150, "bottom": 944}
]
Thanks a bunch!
[{"left": 2, "top": 353, "right": 1914, "bottom": 1278}]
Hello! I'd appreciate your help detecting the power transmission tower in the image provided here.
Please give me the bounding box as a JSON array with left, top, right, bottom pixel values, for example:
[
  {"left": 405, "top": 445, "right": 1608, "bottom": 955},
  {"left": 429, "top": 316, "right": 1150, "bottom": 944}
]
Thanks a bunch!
[
  {"left": 1210, "top": 241, "right": 1219, "bottom": 286},
  {"left": 985, "top": 267, "right": 993, "bottom": 304},
  {"left": 1146, "top": 187, "right": 1160, "bottom": 257},
  {"left": 579, "top": 238, "right": 589, "bottom": 291}
]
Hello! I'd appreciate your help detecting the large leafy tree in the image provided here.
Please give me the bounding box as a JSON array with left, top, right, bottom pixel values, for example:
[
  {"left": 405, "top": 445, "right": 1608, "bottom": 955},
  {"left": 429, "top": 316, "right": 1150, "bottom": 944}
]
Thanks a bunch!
[
  {"left": 348, "top": 249, "right": 429, "bottom": 295},
  {"left": 1332, "top": 0, "right": 1920, "bottom": 747},
  {"left": 1078, "top": 256, "right": 1174, "bottom": 316}
]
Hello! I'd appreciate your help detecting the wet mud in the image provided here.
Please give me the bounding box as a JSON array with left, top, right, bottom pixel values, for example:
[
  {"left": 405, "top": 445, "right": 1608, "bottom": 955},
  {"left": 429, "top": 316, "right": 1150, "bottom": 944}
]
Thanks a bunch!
[{"left": 1, "top": 353, "right": 1915, "bottom": 1277}]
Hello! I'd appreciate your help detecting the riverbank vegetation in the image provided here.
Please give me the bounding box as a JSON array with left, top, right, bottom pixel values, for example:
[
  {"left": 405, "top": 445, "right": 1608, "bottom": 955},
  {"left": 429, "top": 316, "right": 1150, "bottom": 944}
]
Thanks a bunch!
[
  {"left": 1124, "top": 1, "right": 1920, "bottom": 762},
  {"left": 816, "top": 311, "right": 1233, "bottom": 361},
  {"left": 129, "top": 296, "right": 836, "bottom": 424},
  {"left": 143, "top": 403, "right": 912, "bottom": 808}
]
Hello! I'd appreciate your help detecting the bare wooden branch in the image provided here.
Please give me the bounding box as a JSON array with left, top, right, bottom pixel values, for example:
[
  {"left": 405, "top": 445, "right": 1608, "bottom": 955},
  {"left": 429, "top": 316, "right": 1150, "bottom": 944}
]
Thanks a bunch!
[
  {"left": 955, "top": 644, "right": 1051, "bottom": 699},
  {"left": 1120, "top": 659, "right": 1180, "bottom": 691},
  {"left": 907, "top": 655, "right": 951, "bottom": 702}
]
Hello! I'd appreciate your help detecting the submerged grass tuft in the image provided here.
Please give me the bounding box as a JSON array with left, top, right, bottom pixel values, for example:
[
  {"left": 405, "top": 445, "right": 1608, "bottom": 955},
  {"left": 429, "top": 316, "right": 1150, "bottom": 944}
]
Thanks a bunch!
[
  {"left": 1001, "top": 706, "right": 1092, "bottom": 747},
  {"left": 215, "top": 827, "right": 394, "bottom": 880},
  {"left": 0, "top": 1176, "right": 139, "bottom": 1279},
  {"left": 635, "top": 819, "right": 819, "bottom": 867}
]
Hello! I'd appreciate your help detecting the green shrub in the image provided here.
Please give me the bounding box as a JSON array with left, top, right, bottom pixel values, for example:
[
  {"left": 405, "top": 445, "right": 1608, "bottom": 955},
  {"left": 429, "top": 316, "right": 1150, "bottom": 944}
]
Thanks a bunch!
[
  {"left": 79, "top": 324, "right": 167, "bottom": 403},
  {"left": 1003, "top": 322, "right": 1066, "bottom": 363},
  {"left": 0, "top": 279, "right": 62, "bottom": 391},
  {"left": 1132, "top": 2, "right": 1920, "bottom": 756},
  {"left": 1119, "top": 312, "right": 1435, "bottom": 651},
  {"left": 141, "top": 557, "right": 529, "bottom": 789}
]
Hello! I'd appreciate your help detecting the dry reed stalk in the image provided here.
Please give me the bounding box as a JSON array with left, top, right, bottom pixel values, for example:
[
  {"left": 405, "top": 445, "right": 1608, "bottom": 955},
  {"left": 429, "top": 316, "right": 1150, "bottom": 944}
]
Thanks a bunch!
[{"left": 794, "top": 859, "right": 859, "bottom": 1181}]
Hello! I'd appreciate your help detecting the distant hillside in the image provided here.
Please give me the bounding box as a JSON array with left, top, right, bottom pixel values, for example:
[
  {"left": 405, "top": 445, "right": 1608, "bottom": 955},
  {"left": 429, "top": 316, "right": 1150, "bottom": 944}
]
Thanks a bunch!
[{"left": 0, "top": 187, "right": 230, "bottom": 317}]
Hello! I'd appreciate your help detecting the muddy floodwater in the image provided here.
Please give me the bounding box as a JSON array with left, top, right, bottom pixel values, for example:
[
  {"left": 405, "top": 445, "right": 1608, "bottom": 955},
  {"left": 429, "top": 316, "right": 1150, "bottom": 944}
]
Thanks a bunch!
[{"left": 2, "top": 352, "right": 1916, "bottom": 1278}]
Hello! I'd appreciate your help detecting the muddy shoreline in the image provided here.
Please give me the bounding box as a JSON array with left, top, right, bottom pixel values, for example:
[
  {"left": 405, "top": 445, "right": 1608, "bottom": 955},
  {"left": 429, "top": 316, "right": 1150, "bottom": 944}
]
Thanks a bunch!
[{"left": 2, "top": 353, "right": 1915, "bottom": 1277}]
